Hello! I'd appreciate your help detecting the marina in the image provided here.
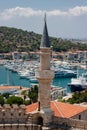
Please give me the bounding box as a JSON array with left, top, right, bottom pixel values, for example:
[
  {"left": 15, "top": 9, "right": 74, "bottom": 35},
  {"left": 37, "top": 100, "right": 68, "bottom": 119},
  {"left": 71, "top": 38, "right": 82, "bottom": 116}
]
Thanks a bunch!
[{"left": 0, "top": 60, "right": 86, "bottom": 93}]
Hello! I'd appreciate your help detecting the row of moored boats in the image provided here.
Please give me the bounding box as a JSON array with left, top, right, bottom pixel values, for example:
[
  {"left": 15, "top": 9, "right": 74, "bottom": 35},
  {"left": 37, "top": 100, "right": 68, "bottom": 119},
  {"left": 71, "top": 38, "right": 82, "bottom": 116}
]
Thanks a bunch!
[{"left": 1, "top": 60, "right": 87, "bottom": 93}]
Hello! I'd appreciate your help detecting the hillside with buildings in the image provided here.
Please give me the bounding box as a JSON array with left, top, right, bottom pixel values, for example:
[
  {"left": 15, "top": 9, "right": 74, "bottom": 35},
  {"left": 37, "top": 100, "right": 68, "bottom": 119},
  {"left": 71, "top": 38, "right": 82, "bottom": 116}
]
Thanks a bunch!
[{"left": 0, "top": 26, "right": 87, "bottom": 53}]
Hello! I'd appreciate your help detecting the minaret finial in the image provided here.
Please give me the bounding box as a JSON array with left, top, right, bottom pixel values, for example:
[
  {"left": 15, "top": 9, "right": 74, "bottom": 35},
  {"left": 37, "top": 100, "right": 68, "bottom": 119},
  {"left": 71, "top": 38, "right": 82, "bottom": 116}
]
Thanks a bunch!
[{"left": 44, "top": 13, "right": 46, "bottom": 23}]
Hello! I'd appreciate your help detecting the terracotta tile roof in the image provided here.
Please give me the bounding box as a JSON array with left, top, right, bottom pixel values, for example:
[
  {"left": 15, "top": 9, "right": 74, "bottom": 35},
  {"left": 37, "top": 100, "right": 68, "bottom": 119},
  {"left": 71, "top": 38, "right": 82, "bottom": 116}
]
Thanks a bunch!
[
  {"left": 26, "top": 103, "right": 38, "bottom": 113},
  {"left": 26, "top": 101, "right": 87, "bottom": 118},
  {"left": 0, "top": 86, "right": 29, "bottom": 91},
  {"left": 51, "top": 101, "right": 87, "bottom": 118},
  {"left": 0, "top": 86, "right": 21, "bottom": 90}
]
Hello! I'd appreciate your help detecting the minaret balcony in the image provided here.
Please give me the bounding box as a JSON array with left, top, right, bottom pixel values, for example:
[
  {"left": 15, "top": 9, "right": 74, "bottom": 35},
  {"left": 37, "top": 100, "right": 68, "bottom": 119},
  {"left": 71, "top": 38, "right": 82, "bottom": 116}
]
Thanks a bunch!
[{"left": 35, "top": 69, "right": 54, "bottom": 80}]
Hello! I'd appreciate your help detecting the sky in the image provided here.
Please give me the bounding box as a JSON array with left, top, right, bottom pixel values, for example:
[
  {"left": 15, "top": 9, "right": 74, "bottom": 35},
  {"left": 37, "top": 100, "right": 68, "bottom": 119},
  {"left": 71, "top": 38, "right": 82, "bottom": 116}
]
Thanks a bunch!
[{"left": 0, "top": 0, "right": 87, "bottom": 39}]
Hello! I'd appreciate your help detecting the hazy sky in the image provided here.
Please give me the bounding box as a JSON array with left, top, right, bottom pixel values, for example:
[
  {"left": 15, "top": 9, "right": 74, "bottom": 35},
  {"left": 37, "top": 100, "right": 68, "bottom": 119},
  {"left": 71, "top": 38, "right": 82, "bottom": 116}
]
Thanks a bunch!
[{"left": 0, "top": 0, "right": 87, "bottom": 39}]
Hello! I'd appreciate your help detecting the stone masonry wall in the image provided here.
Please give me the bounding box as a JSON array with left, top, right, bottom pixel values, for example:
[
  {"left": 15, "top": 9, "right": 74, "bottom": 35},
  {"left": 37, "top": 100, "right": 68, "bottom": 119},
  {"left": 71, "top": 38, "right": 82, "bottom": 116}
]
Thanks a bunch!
[
  {"left": 0, "top": 104, "right": 28, "bottom": 124},
  {"left": 1, "top": 104, "right": 87, "bottom": 130},
  {"left": 52, "top": 116, "right": 87, "bottom": 130},
  {"left": 0, "top": 124, "right": 41, "bottom": 130}
]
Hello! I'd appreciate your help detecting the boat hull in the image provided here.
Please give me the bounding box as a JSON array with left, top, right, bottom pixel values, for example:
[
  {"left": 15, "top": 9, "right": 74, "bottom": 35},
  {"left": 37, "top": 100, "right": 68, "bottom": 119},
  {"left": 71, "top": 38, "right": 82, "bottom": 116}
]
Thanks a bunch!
[
  {"left": 68, "top": 83, "right": 87, "bottom": 92},
  {"left": 55, "top": 73, "right": 76, "bottom": 78}
]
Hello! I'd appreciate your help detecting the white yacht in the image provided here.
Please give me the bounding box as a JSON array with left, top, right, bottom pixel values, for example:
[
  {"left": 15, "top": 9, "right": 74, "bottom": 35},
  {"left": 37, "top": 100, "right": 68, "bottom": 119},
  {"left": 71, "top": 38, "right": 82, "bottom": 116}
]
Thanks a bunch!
[
  {"left": 68, "top": 72, "right": 87, "bottom": 92},
  {"left": 54, "top": 68, "right": 77, "bottom": 78},
  {"left": 29, "top": 76, "right": 38, "bottom": 83}
]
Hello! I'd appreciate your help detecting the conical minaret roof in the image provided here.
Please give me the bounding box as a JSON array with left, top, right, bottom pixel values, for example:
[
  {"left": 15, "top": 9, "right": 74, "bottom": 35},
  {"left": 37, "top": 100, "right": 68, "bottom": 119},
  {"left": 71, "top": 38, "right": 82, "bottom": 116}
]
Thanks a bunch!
[{"left": 40, "top": 14, "right": 50, "bottom": 48}]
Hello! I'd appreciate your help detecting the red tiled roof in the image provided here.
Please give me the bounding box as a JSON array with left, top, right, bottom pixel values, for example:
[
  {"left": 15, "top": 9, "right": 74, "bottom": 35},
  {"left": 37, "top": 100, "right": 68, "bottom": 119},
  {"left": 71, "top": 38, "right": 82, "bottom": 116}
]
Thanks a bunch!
[
  {"left": 0, "top": 86, "right": 29, "bottom": 91},
  {"left": 26, "top": 103, "right": 38, "bottom": 113},
  {"left": 26, "top": 101, "right": 87, "bottom": 118},
  {"left": 0, "top": 86, "right": 21, "bottom": 90}
]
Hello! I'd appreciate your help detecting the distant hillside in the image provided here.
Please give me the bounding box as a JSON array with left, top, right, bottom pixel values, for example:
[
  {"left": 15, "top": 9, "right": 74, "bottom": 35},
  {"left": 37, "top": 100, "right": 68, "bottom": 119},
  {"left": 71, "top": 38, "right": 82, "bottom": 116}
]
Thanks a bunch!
[{"left": 0, "top": 26, "right": 87, "bottom": 53}]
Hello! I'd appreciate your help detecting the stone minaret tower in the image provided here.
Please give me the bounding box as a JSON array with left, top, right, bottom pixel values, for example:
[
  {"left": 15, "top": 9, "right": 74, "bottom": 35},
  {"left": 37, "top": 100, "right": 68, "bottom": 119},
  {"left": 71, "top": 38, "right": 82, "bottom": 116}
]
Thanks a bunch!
[{"left": 36, "top": 14, "right": 54, "bottom": 125}]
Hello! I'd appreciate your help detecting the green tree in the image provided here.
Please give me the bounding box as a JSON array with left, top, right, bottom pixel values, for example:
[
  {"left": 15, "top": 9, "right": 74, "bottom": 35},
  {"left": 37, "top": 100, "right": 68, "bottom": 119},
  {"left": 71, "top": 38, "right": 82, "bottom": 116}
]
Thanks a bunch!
[
  {"left": 67, "top": 91, "right": 87, "bottom": 104},
  {"left": 24, "top": 100, "right": 31, "bottom": 105},
  {"left": 0, "top": 95, "right": 5, "bottom": 105},
  {"left": 2, "top": 93, "right": 10, "bottom": 99},
  {"left": 28, "top": 85, "right": 38, "bottom": 103},
  {"left": 6, "top": 96, "right": 23, "bottom": 105}
]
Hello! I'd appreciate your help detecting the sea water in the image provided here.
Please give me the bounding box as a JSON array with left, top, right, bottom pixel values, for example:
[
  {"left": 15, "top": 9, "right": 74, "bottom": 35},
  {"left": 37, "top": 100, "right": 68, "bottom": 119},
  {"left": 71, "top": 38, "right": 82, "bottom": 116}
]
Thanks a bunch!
[
  {"left": 0, "top": 66, "right": 86, "bottom": 93},
  {"left": 0, "top": 66, "right": 30, "bottom": 88}
]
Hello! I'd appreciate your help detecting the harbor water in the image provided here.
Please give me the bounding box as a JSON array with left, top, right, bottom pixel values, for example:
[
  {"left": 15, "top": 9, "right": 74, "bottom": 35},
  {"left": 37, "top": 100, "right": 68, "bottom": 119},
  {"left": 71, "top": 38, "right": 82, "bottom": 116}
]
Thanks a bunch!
[{"left": 0, "top": 65, "right": 86, "bottom": 93}]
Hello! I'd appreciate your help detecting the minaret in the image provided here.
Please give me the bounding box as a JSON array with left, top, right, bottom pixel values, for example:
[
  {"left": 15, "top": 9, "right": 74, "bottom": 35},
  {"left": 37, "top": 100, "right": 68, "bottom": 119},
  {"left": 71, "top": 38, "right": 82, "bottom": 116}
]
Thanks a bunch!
[{"left": 36, "top": 14, "right": 54, "bottom": 125}]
